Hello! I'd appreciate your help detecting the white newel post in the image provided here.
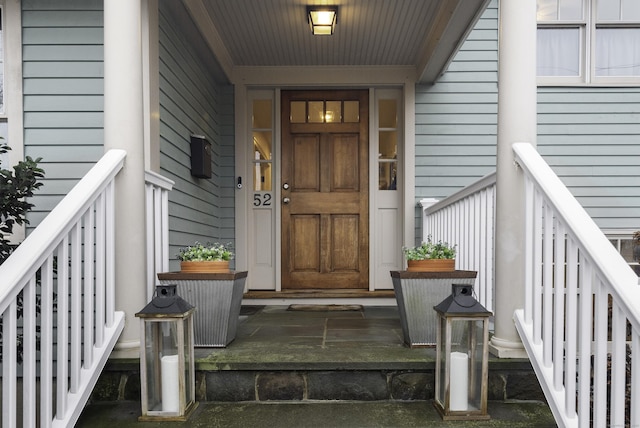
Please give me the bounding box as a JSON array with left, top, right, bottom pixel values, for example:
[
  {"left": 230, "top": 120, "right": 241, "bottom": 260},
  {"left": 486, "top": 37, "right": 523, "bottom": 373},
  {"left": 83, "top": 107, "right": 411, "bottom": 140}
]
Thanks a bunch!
[
  {"left": 490, "top": 0, "right": 537, "bottom": 358},
  {"left": 104, "top": 0, "right": 147, "bottom": 357}
]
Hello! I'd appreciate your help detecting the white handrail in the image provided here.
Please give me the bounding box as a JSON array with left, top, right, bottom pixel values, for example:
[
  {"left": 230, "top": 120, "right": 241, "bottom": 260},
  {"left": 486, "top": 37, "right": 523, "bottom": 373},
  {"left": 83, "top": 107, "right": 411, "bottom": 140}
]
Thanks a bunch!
[
  {"left": 513, "top": 142, "right": 640, "bottom": 428},
  {"left": 0, "top": 149, "right": 127, "bottom": 428},
  {"left": 421, "top": 172, "right": 496, "bottom": 313}
]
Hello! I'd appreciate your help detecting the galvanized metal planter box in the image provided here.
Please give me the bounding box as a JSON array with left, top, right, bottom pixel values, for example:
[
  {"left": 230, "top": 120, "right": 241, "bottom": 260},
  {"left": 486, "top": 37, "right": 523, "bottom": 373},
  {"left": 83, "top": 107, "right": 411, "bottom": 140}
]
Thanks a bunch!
[
  {"left": 390, "top": 270, "right": 478, "bottom": 348},
  {"left": 157, "top": 271, "right": 248, "bottom": 347}
]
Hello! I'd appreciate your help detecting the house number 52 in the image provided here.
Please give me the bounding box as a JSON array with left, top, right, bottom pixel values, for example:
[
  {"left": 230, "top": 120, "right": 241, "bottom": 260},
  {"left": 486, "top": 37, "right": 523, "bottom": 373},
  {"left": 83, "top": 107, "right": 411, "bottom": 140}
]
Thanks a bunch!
[{"left": 253, "top": 193, "right": 272, "bottom": 206}]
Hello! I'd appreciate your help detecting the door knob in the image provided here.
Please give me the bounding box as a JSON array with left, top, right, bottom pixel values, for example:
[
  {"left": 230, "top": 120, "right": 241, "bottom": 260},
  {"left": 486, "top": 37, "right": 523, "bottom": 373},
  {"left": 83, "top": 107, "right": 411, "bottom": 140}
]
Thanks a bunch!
[{"left": 283, "top": 197, "right": 291, "bottom": 204}]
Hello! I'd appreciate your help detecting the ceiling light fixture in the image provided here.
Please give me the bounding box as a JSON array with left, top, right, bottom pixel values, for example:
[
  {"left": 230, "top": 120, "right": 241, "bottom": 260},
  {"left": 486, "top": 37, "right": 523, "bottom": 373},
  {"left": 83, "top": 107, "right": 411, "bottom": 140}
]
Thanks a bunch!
[{"left": 307, "top": 5, "right": 338, "bottom": 36}]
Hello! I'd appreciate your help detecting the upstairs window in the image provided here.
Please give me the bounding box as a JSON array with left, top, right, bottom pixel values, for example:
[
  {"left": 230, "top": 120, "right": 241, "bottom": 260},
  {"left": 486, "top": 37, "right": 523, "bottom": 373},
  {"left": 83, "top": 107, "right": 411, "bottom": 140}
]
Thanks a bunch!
[{"left": 537, "top": 0, "right": 640, "bottom": 84}]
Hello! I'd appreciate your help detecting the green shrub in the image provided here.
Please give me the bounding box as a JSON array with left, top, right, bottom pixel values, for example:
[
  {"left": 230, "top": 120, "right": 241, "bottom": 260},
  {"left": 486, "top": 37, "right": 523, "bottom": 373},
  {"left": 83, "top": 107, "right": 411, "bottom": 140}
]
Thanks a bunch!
[{"left": 0, "top": 141, "right": 45, "bottom": 264}]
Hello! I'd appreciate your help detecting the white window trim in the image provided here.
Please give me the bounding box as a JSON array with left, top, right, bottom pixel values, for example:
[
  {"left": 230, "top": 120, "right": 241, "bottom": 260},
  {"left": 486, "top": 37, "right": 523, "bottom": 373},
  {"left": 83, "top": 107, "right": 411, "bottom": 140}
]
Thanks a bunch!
[
  {"left": 2, "top": 0, "right": 25, "bottom": 243},
  {"left": 537, "top": 0, "right": 640, "bottom": 87},
  {"left": 234, "top": 67, "right": 417, "bottom": 292},
  {"left": 3, "top": 0, "right": 23, "bottom": 166}
]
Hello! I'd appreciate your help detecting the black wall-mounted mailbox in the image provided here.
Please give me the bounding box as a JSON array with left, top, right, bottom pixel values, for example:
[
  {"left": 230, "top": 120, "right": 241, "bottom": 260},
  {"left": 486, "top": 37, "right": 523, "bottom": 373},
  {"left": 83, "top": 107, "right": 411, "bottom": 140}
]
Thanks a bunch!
[{"left": 190, "top": 135, "right": 211, "bottom": 178}]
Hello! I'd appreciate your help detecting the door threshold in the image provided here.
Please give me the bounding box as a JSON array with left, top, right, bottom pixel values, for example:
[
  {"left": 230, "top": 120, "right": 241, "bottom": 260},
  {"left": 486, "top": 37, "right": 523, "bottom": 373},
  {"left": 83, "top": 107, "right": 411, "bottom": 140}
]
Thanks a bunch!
[
  {"left": 242, "top": 289, "right": 397, "bottom": 307},
  {"left": 244, "top": 289, "right": 395, "bottom": 299}
]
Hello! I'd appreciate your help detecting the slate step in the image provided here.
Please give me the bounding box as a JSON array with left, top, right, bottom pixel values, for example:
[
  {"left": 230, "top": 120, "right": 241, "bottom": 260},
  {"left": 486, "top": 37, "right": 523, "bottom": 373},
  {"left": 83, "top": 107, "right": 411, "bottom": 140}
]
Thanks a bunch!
[
  {"left": 89, "top": 305, "right": 550, "bottom": 424},
  {"left": 78, "top": 400, "right": 557, "bottom": 428}
]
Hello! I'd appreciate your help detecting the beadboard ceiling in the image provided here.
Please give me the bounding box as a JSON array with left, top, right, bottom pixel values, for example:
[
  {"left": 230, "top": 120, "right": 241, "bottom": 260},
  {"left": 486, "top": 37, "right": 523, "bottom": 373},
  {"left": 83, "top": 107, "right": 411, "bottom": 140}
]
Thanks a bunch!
[{"left": 183, "top": 0, "right": 490, "bottom": 84}]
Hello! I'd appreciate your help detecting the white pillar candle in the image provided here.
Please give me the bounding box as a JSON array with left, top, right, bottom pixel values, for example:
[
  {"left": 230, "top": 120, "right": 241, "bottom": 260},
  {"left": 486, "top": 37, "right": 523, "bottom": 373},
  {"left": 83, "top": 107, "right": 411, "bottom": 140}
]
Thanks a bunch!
[
  {"left": 449, "top": 351, "right": 469, "bottom": 411},
  {"left": 161, "top": 354, "right": 180, "bottom": 412}
]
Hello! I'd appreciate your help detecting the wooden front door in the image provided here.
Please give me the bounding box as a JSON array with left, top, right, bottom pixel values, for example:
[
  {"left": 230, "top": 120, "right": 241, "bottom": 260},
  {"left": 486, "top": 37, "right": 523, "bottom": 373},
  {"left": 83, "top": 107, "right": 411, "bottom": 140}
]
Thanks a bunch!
[{"left": 281, "top": 90, "right": 369, "bottom": 289}]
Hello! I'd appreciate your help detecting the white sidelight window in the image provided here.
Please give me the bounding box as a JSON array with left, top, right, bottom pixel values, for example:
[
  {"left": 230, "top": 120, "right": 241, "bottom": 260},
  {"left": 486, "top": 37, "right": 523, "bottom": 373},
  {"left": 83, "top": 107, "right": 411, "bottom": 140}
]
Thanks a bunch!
[
  {"left": 537, "top": 0, "right": 640, "bottom": 84},
  {"left": 247, "top": 90, "right": 277, "bottom": 290},
  {"left": 371, "top": 89, "right": 404, "bottom": 290}
]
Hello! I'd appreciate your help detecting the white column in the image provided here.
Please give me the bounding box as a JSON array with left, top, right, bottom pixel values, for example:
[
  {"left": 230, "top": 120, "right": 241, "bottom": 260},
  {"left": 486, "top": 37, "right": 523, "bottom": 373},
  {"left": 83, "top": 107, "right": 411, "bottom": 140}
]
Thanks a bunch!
[
  {"left": 5, "top": 0, "right": 25, "bottom": 243},
  {"left": 104, "top": 0, "right": 147, "bottom": 357},
  {"left": 489, "top": 0, "right": 537, "bottom": 358},
  {"left": 142, "top": 0, "right": 161, "bottom": 172}
]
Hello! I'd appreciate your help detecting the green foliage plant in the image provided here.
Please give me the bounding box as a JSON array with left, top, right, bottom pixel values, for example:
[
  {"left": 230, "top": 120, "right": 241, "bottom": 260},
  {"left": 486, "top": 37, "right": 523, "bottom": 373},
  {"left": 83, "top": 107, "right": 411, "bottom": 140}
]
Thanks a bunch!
[
  {"left": 402, "top": 235, "right": 456, "bottom": 261},
  {"left": 0, "top": 140, "right": 45, "bottom": 364},
  {"left": 177, "top": 242, "right": 234, "bottom": 262},
  {"left": 0, "top": 142, "right": 45, "bottom": 264}
]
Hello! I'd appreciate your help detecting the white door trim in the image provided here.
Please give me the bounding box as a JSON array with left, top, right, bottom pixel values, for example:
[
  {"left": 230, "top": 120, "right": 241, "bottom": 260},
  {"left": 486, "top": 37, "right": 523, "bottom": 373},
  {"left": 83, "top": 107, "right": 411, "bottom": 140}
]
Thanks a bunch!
[{"left": 235, "top": 68, "right": 416, "bottom": 291}]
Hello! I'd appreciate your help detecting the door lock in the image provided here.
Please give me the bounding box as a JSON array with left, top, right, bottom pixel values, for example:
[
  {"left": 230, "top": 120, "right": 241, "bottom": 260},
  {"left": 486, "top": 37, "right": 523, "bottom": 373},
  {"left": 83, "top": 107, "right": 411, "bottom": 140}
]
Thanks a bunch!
[{"left": 283, "top": 183, "right": 290, "bottom": 190}]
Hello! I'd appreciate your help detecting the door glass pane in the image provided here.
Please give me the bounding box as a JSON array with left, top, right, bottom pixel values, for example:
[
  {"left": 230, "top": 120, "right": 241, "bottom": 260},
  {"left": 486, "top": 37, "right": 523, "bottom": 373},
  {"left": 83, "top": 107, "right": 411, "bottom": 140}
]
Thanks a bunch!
[
  {"left": 253, "top": 131, "right": 272, "bottom": 161},
  {"left": 537, "top": 27, "right": 581, "bottom": 76},
  {"left": 253, "top": 160, "right": 272, "bottom": 191},
  {"left": 253, "top": 100, "right": 272, "bottom": 128},
  {"left": 379, "top": 100, "right": 397, "bottom": 128},
  {"left": 378, "top": 161, "right": 397, "bottom": 190},
  {"left": 325, "top": 101, "right": 341, "bottom": 123},
  {"left": 596, "top": 28, "right": 640, "bottom": 75},
  {"left": 379, "top": 130, "right": 397, "bottom": 191},
  {"left": 308, "top": 101, "right": 324, "bottom": 123},
  {"left": 344, "top": 101, "right": 359, "bottom": 122},
  {"left": 253, "top": 129, "right": 272, "bottom": 191},
  {"left": 290, "top": 101, "right": 306, "bottom": 123},
  {"left": 379, "top": 131, "right": 397, "bottom": 160}
]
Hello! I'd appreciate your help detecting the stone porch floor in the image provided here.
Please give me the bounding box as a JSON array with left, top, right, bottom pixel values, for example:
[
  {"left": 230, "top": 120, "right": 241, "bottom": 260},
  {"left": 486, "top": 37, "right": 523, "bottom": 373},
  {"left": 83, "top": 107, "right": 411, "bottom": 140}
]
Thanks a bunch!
[{"left": 79, "top": 305, "right": 556, "bottom": 427}]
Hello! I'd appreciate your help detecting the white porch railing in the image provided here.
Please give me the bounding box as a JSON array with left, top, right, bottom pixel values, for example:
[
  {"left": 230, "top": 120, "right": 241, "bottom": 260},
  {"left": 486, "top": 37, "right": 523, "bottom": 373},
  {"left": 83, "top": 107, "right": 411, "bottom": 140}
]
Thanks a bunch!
[
  {"left": 144, "top": 171, "right": 174, "bottom": 301},
  {"left": 421, "top": 172, "right": 496, "bottom": 313},
  {"left": 513, "top": 142, "right": 640, "bottom": 428},
  {"left": 0, "top": 149, "right": 126, "bottom": 428},
  {"left": 422, "top": 142, "right": 639, "bottom": 427}
]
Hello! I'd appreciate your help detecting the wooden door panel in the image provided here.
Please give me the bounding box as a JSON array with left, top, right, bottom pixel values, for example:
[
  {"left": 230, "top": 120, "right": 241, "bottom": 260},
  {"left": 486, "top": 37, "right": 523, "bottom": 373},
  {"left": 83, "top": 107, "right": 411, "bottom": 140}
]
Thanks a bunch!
[
  {"left": 288, "top": 193, "right": 359, "bottom": 214},
  {"left": 291, "top": 215, "right": 320, "bottom": 271},
  {"left": 330, "top": 135, "right": 359, "bottom": 191},
  {"left": 282, "top": 90, "right": 368, "bottom": 290},
  {"left": 292, "top": 136, "right": 320, "bottom": 191},
  {"left": 331, "top": 215, "right": 359, "bottom": 271}
]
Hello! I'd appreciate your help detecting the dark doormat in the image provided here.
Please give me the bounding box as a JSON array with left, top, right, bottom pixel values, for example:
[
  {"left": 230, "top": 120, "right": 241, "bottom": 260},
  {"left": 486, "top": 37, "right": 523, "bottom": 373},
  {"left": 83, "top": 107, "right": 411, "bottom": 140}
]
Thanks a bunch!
[
  {"left": 287, "top": 304, "right": 363, "bottom": 311},
  {"left": 240, "top": 305, "right": 265, "bottom": 315}
]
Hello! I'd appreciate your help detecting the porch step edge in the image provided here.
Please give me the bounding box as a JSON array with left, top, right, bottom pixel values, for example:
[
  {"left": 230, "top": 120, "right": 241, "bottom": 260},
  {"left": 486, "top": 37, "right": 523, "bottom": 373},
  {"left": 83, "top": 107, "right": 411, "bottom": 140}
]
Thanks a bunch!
[{"left": 94, "top": 358, "right": 544, "bottom": 404}]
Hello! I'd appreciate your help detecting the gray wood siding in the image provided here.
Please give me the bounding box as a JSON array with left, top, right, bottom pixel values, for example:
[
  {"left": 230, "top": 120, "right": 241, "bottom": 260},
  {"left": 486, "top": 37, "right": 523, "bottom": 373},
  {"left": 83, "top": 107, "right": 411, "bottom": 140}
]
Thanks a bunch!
[
  {"left": 537, "top": 87, "right": 640, "bottom": 230},
  {"left": 20, "top": 1, "right": 236, "bottom": 257},
  {"left": 415, "top": 0, "right": 640, "bottom": 232},
  {"left": 158, "top": 2, "right": 235, "bottom": 269},
  {"left": 22, "top": 0, "right": 104, "bottom": 228},
  {"left": 414, "top": 1, "right": 498, "bottom": 239}
]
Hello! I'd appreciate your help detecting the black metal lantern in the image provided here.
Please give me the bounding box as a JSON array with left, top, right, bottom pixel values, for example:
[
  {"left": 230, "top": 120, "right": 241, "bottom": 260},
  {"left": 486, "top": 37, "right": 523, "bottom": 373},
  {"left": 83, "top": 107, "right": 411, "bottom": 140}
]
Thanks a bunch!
[
  {"left": 135, "top": 284, "right": 197, "bottom": 421},
  {"left": 433, "top": 284, "right": 492, "bottom": 421}
]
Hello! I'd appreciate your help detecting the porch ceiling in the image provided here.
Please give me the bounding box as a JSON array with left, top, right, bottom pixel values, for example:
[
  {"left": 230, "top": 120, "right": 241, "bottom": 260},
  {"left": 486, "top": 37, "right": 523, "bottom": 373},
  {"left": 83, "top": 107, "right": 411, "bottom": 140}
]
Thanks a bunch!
[{"left": 182, "top": 0, "right": 490, "bottom": 84}]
